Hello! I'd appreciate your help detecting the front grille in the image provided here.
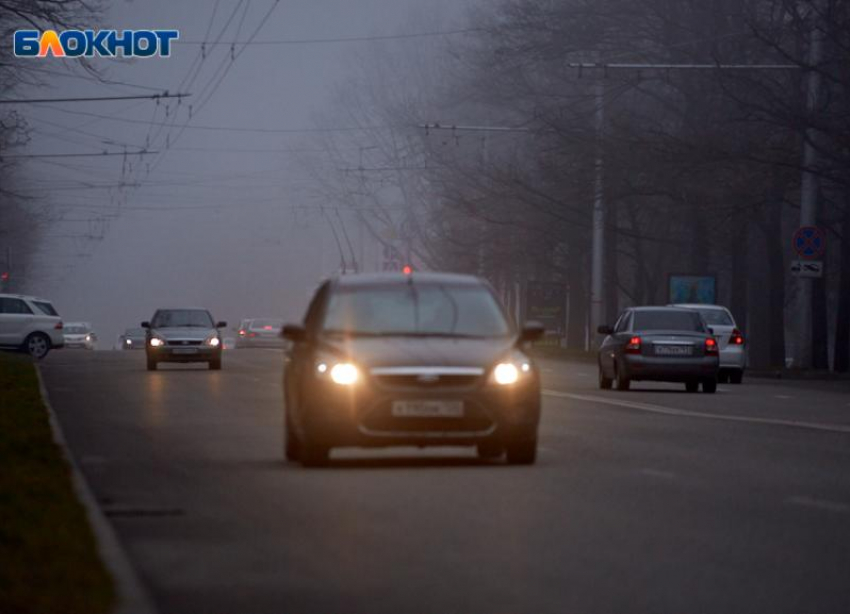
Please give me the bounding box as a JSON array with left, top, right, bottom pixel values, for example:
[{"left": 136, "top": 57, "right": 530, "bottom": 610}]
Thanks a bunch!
[
  {"left": 166, "top": 340, "right": 202, "bottom": 346},
  {"left": 373, "top": 374, "right": 481, "bottom": 389}
]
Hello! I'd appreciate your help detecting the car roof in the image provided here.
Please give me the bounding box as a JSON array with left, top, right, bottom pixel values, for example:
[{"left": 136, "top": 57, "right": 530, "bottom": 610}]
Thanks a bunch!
[
  {"left": 153, "top": 307, "right": 212, "bottom": 312},
  {"left": 0, "top": 293, "right": 53, "bottom": 302},
  {"left": 332, "top": 272, "right": 485, "bottom": 287},
  {"left": 670, "top": 303, "right": 729, "bottom": 311},
  {"left": 628, "top": 306, "right": 697, "bottom": 312}
]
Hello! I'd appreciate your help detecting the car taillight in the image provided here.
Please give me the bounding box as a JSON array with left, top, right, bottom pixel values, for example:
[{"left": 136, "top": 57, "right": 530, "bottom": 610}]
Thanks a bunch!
[
  {"left": 729, "top": 329, "right": 744, "bottom": 345},
  {"left": 263, "top": 326, "right": 273, "bottom": 330},
  {"left": 705, "top": 337, "right": 718, "bottom": 354},
  {"left": 626, "top": 336, "right": 642, "bottom": 354},
  {"left": 54, "top": 321, "right": 63, "bottom": 330},
  {"left": 248, "top": 332, "right": 257, "bottom": 337}
]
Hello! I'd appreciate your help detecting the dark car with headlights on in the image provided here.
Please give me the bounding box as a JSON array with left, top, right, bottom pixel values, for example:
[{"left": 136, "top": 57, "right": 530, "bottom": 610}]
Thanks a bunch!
[
  {"left": 142, "top": 308, "right": 226, "bottom": 371},
  {"left": 282, "top": 272, "right": 544, "bottom": 467},
  {"left": 120, "top": 326, "right": 147, "bottom": 350},
  {"left": 597, "top": 306, "right": 720, "bottom": 393}
]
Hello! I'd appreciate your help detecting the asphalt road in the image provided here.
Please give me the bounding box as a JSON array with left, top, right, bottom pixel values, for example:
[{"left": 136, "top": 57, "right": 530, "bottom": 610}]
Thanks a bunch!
[{"left": 41, "top": 349, "right": 850, "bottom": 614}]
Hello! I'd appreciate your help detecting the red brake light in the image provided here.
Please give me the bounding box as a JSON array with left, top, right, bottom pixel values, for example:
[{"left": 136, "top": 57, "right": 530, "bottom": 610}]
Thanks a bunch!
[
  {"left": 54, "top": 321, "right": 63, "bottom": 330},
  {"left": 626, "top": 336, "right": 642, "bottom": 354},
  {"left": 402, "top": 265, "right": 413, "bottom": 275},
  {"left": 705, "top": 337, "right": 718, "bottom": 353},
  {"left": 248, "top": 332, "right": 257, "bottom": 337},
  {"left": 263, "top": 326, "right": 273, "bottom": 330},
  {"left": 729, "top": 328, "right": 744, "bottom": 345}
]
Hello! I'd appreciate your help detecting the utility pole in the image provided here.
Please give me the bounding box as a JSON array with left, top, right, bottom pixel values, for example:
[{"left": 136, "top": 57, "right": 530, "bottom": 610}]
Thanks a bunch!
[
  {"left": 794, "top": 8, "right": 825, "bottom": 369},
  {"left": 589, "top": 76, "right": 605, "bottom": 348}
]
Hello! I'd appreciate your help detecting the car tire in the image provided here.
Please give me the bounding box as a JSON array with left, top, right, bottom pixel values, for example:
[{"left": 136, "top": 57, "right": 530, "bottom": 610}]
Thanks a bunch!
[
  {"left": 506, "top": 437, "right": 537, "bottom": 465},
  {"left": 146, "top": 356, "right": 157, "bottom": 371},
  {"left": 24, "top": 333, "right": 51, "bottom": 360},
  {"left": 702, "top": 378, "right": 718, "bottom": 394},
  {"left": 613, "top": 363, "right": 630, "bottom": 391},
  {"left": 477, "top": 441, "right": 504, "bottom": 460},
  {"left": 685, "top": 380, "right": 699, "bottom": 393},
  {"left": 284, "top": 415, "right": 301, "bottom": 462},
  {"left": 209, "top": 358, "right": 222, "bottom": 370},
  {"left": 729, "top": 370, "right": 743, "bottom": 385},
  {"left": 598, "top": 363, "right": 613, "bottom": 390}
]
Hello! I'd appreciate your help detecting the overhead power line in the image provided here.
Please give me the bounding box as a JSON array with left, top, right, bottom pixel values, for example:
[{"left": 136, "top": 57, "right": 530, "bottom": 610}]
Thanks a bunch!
[
  {"left": 0, "top": 93, "right": 191, "bottom": 105},
  {"left": 1, "top": 150, "right": 157, "bottom": 160}
]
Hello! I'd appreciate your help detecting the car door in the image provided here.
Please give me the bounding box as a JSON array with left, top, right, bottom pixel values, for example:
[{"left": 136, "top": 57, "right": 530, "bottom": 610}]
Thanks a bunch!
[
  {"left": 600, "top": 311, "right": 630, "bottom": 374},
  {"left": 0, "top": 297, "right": 35, "bottom": 346}
]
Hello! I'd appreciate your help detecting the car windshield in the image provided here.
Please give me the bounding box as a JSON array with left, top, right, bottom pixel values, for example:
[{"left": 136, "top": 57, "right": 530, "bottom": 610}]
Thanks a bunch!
[
  {"left": 152, "top": 309, "right": 214, "bottom": 328},
  {"left": 249, "top": 319, "right": 283, "bottom": 330},
  {"left": 633, "top": 310, "right": 705, "bottom": 332},
  {"left": 696, "top": 309, "right": 734, "bottom": 326},
  {"left": 322, "top": 283, "right": 511, "bottom": 338},
  {"left": 64, "top": 325, "right": 90, "bottom": 334},
  {"left": 125, "top": 328, "right": 146, "bottom": 337}
]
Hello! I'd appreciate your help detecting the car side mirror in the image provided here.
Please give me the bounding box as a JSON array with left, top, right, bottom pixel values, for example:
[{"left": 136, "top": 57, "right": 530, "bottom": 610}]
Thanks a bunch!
[
  {"left": 216, "top": 321, "right": 227, "bottom": 329},
  {"left": 707, "top": 326, "right": 715, "bottom": 335},
  {"left": 519, "top": 321, "right": 545, "bottom": 343},
  {"left": 282, "top": 324, "right": 307, "bottom": 342},
  {"left": 141, "top": 321, "right": 150, "bottom": 329},
  {"left": 597, "top": 325, "right": 614, "bottom": 335}
]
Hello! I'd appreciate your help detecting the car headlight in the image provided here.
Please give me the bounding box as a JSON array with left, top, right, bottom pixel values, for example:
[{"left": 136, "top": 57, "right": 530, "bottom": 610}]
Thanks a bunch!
[
  {"left": 204, "top": 335, "right": 221, "bottom": 347},
  {"left": 85, "top": 334, "right": 92, "bottom": 342},
  {"left": 125, "top": 338, "right": 132, "bottom": 345},
  {"left": 315, "top": 358, "right": 359, "bottom": 385},
  {"left": 489, "top": 352, "right": 533, "bottom": 385},
  {"left": 149, "top": 336, "right": 165, "bottom": 347}
]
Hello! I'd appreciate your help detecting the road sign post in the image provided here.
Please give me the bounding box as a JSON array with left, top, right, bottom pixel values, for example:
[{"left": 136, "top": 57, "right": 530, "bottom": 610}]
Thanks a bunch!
[{"left": 791, "top": 260, "right": 824, "bottom": 278}]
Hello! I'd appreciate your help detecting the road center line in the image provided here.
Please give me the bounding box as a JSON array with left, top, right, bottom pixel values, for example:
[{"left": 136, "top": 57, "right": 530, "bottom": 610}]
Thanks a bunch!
[
  {"left": 542, "top": 389, "right": 850, "bottom": 435},
  {"left": 786, "top": 496, "right": 850, "bottom": 513}
]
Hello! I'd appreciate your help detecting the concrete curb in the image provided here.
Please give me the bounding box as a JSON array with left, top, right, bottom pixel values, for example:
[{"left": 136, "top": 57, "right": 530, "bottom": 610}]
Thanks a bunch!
[{"left": 35, "top": 365, "right": 159, "bottom": 614}]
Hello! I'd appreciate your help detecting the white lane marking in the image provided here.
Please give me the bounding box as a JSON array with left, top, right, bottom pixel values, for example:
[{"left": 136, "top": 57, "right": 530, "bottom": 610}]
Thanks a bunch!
[
  {"left": 639, "top": 468, "right": 676, "bottom": 480},
  {"left": 786, "top": 496, "right": 850, "bottom": 513},
  {"left": 542, "top": 389, "right": 850, "bottom": 435}
]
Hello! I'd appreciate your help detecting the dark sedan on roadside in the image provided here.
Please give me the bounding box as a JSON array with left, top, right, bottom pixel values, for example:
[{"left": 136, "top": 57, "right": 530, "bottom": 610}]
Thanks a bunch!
[
  {"left": 120, "top": 327, "right": 146, "bottom": 350},
  {"left": 282, "top": 272, "right": 544, "bottom": 467},
  {"left": 597, "top": 306, "right": 720, "bottom": 393}
]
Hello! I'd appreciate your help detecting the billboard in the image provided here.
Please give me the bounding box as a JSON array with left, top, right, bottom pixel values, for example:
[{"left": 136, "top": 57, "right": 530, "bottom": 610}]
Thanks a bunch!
[
  {"left": 525, "top": 281, "right": 566, "bottom": 335},
  {"left": 668, "top": 275, "right": 716, "bottom": 304}
]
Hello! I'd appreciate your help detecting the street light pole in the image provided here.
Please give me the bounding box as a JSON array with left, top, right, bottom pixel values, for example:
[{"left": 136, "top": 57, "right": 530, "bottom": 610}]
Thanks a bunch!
[{"left": 589, "top": 77, "right": 606, "bottom": 348}]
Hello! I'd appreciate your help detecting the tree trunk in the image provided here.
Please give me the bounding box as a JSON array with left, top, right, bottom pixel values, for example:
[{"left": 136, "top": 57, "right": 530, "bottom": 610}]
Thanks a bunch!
[
  {"left": 763, "top": 182, "right": 787, "bottom": 369},
  {"left": 834, "top": 202, "right": 850, "bottom": 372},
  {"left": 811, "top": 274, "right": 830, "bottom": 369}
]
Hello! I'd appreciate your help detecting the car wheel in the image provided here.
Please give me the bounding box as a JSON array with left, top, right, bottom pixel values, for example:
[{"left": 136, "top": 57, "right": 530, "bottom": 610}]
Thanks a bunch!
[
  {"left": 284, "top": 415, "right": 301, "bottom": 462},
  {"left": 209, "top": 358, "right": 222, "bottom": 370},
  {"left": 24, "top": 333, "right": 51, "bottom": 360},
  {"left": 685, "top": 380, "right": 699, "bottom": 393},
  {"left": 613, "top": 363, "right": 630, "bottom": 391},
  {"left": 702, "top": 378, "right": 718, "bottom": 394},
  {"left": 598, "top": 363, "right": 613, "bottom": 390},
  {"left": 146, "top": 356, "right": 158, "bottom": 371},
  {"left": 506, "top": 437, "right": 537, "bottom": 465},
  {"left": 729, "top": 370, "right": 743, "bottom": 385},
  {"left": 477, "top": 441, "right": 504, "bottom": 460}
]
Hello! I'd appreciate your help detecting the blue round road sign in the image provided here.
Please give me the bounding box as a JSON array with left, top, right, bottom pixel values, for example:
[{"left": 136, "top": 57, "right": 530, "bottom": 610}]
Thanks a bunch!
[{"left": 793, "top": 226, "right": 825, "bottom": 259}]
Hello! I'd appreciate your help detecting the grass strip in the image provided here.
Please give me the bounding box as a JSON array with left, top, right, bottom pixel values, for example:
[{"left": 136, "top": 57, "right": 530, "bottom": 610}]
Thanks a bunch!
[{"left": 0, "top": 352, "right": 115, "bottom": 614}]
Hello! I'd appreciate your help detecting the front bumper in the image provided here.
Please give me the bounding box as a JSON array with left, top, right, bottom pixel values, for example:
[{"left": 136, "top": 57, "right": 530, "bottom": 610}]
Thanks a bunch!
[
  {"left": 622, "top": 355, "right": 719, "bottom": 382},
  {"left": 147, "top": 346, "right": 221, "bottom": 362},
  {"left": 293, "top": 378, "right": 540, "bottom": 448}
]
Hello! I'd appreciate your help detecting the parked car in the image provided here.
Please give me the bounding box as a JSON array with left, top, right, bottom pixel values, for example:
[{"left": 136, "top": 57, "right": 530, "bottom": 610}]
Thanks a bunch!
[
  {"left": 671, "top": 303, "right": 746, "bottom": 384},
  {"left": 142, "top": 308, "right": 226, "bottom": 371},
  {"left": 0, "top": 293, "right": 64, "bottom": 359},
  {"left": 63, "top": 322, "right": 97, "bottom": 350},
  {"left": 120, "top": 327, "right": 147, "bottom": 350},
  {"left": 598, "top": 306, "right": 720, "bottom": 393},
  {"left": 282, "top": 272, "right": 544, "bottom": 467},
  {"left": 236, "top": 318, "right": 285, "bottom": 348}
]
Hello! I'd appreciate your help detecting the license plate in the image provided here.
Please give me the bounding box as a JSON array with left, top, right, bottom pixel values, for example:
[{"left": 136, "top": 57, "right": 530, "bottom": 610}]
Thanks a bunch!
[
  {"left": 654, "top": 345, "right": 692, "bottom": 356},
  {"left": 172, "top": 348, "right": 198, "bottom": 355},
  {"left": 391, "top": 400, "right": 464, "bottom": 418}
]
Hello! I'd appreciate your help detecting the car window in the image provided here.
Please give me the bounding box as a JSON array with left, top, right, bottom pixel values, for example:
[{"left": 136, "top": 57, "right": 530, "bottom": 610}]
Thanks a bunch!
[
  {"left": 613, "top": 312, "right": 629, "bottom": 333},
  {"left": 32, "top": 301, "right": 58, "bottom": 316},
  {"left": 64, "top": 325, "right": 91, "bottom": 334},
  {"left": 151, "top": 309, "right": 214, "bottom": 328},
  {"left": 0, "top": 297, "right": 33, "bottom": 314},
  {"left": 633, "top": 310, "right": 705, "bottom": 332},
  {"left": 322, "top": 283, "right": 511, "bottom": 337},
  {"left": 696, "top": 309, "right": 734, "bottom": 326},
  {"left": 303, "top": 282, "right": 330, "bottom": 335},
  {"left": 249, "top": 319, "right": 283, "bottom": 330}
]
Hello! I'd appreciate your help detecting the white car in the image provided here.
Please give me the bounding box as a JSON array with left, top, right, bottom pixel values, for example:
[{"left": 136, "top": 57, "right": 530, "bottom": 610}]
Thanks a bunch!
[
  {"left": 671, "top": 303, "right": 746, "bottom": 383},
  {"left": 64, "top": 322, "right": 97, "bottom": 350},
  {"left": 0, "top": 294, "right": 64, "bottom": 359}
]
